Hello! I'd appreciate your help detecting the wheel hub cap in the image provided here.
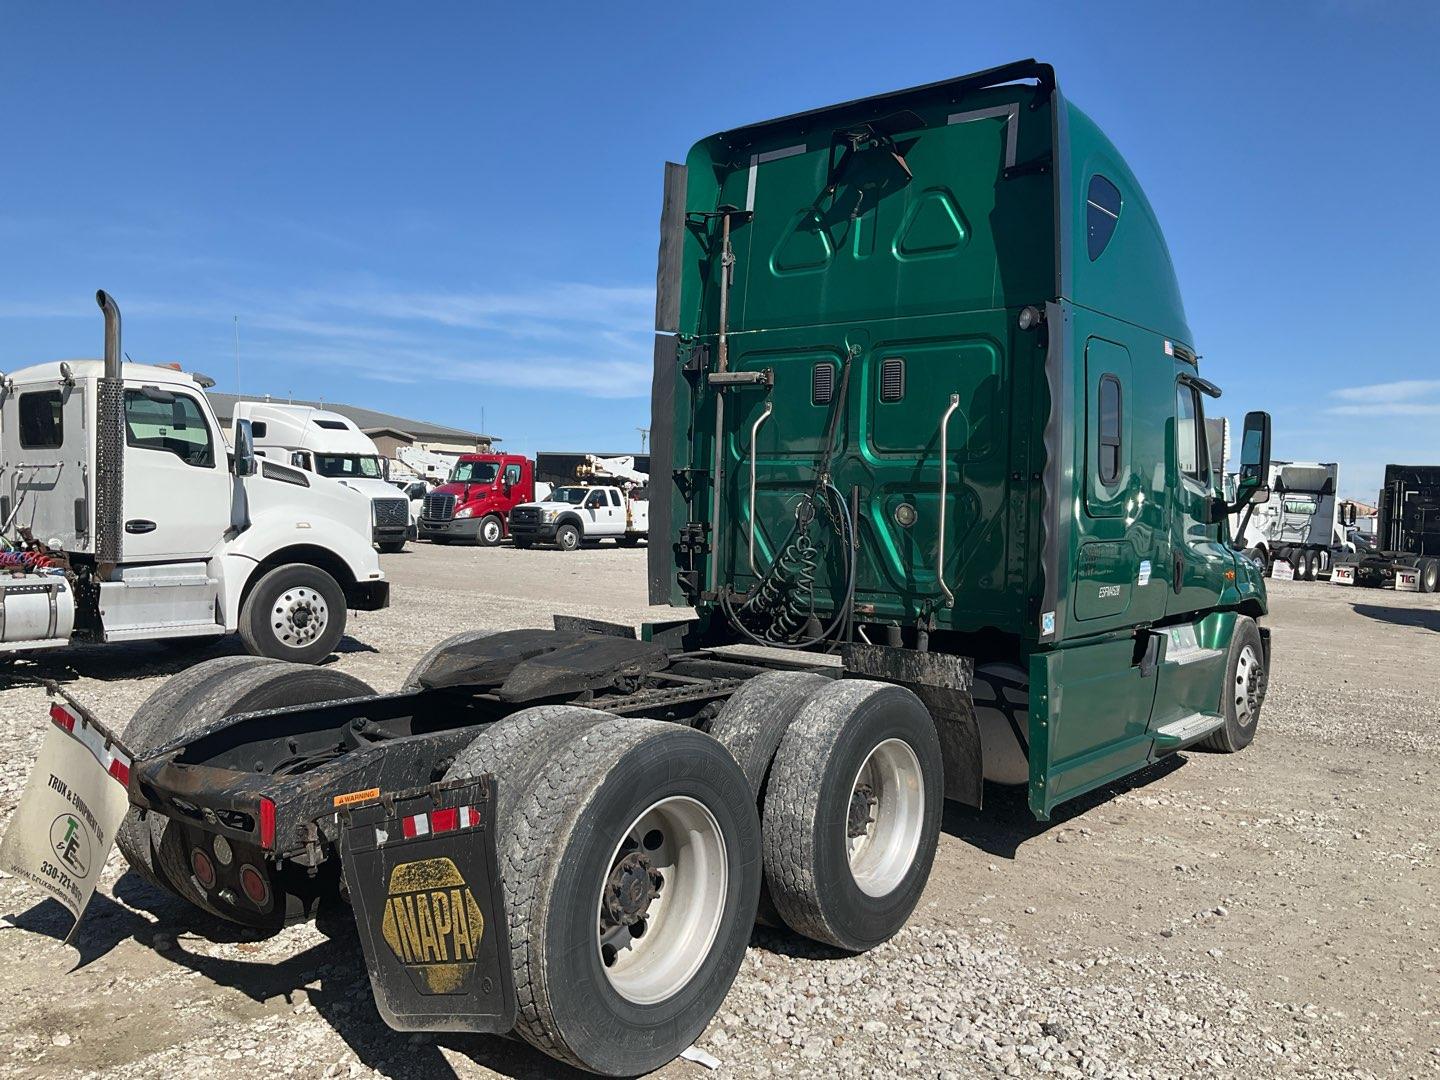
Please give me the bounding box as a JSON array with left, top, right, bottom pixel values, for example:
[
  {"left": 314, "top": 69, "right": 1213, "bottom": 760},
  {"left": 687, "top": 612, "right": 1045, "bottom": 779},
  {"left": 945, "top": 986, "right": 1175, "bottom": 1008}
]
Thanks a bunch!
[
  {"left": 603, "top": 851, "right": 660, "bottom": 927},
  {"left": 1234, "top": 644, "right": 1265, "bottom": 728},
  {"left": 273, "top": 587, "right": 328, "bottom": 646}
]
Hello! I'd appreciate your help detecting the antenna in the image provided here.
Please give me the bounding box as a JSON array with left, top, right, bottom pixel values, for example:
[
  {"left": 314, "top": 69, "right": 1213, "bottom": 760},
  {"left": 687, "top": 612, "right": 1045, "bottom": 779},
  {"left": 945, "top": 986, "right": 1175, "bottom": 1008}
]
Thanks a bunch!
[{"left": 233, "top": 315, "right": 240, "bottom": 396}]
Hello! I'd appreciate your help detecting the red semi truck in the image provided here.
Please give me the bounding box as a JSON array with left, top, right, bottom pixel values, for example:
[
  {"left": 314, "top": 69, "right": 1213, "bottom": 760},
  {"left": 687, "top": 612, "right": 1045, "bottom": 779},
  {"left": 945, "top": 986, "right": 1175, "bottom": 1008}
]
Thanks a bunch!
[{"left": 417, "top": 453, "right": 535, "bottom": 545}]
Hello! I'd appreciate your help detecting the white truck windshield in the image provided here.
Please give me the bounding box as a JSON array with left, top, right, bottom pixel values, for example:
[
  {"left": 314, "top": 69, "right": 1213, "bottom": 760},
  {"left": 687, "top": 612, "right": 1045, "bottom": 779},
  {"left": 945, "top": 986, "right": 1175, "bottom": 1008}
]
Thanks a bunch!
[
  {"left": 314, "top": 454, "right": 384, "bottom": 479},
  {"left": 452, "top": 462, "right": 499, "bottom": 483}
]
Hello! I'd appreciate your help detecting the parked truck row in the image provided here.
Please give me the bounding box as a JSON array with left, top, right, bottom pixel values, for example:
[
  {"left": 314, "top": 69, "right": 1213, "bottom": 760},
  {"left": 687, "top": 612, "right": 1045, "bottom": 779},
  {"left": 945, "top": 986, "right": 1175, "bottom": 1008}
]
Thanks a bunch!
[
  {"left": 3, "top": 62, "right": 1280, "bottom": 1076},
  {"left": 0, "top": 294, "right": 389, "bottom": 662},
  {"left": 1230, "top": 460, "right": 1440, "bottom": 591}
]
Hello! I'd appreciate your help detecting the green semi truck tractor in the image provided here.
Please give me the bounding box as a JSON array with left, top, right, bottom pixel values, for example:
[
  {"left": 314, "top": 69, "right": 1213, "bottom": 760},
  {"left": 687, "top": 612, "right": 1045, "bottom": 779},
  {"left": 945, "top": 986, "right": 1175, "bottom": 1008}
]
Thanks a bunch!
[
  {"left": 6, "top": 61, "right": 1274, "bottom": 1076},
  {"left": 649, "top": 57, "right": 1273, "bottom": 821}
]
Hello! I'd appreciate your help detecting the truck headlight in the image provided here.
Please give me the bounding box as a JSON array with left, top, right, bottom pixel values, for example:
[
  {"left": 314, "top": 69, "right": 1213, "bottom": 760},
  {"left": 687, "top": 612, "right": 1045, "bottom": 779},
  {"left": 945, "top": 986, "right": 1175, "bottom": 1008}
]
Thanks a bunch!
[
  {"left": 454, "top": 506, "right": 475, "bottom": 519},
  {"left": 541, "top": 509, "right": 558, "bottom": 523}
]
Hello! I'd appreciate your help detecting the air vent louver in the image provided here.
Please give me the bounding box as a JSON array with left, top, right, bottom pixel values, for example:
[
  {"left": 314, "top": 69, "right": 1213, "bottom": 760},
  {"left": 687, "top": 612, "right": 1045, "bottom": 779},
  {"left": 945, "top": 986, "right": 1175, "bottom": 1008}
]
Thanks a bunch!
[
  {"left": 812, "top": 363, "right": 835, "bottom": 405},
  {"left": 880, "top": 357, "right": 906, "bottom": 403}
]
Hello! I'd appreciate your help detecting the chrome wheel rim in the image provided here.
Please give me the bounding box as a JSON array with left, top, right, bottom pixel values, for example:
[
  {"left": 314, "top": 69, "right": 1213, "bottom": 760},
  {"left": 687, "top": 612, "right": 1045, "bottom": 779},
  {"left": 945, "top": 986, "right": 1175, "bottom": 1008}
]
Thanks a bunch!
[
  {"left": 846, "top": 738, "right": 924, "bottom": 898},
  {"left": 482, "top": 518, "right": 501, "bottom": 543},
  {"left": 596, "top": 796, "right": 727, "bottom": 1005},
  {"left": 1234, "top": 644, "right": 1262, "bottom": 728},
  {"left": 273, "top": 587, "right": 328, "bottom": 647}
]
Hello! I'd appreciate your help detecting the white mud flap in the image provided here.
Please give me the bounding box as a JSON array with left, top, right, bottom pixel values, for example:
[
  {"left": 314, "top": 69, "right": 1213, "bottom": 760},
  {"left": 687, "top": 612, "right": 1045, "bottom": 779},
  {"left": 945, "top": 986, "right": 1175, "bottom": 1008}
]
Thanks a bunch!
[
  {"left": 1270, "top": 559, "right": 1295, "bottom": 581},
  {"left": 0, "top": 696, "right": 132, "bottom": 940},
  {"left": 1331, "top": 565, "right": 1356, "bottom": 586},
  {"left": 1396, "top": 568, "right": 1420, "bottom": 592}
]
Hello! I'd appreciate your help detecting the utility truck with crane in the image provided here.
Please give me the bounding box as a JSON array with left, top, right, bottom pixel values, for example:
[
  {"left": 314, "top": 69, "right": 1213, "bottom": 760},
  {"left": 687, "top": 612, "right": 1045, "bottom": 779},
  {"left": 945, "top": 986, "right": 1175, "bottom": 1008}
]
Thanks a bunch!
[
  {"left": 509, "top": 454, "right": 650, "bottom": 550},
  {"left": 3, "top": 63, "right": 1274, "bottom": 1077},
  {"left": 0, "top": 293, "right": 388, "bottom": 663}
]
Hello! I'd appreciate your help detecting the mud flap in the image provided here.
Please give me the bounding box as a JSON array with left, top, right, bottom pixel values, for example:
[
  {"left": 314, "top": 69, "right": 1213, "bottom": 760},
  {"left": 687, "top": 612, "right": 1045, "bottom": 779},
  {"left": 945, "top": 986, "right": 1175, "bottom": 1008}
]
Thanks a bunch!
[{"left": 339, "top": 777, "right": 515, "bottom": 1033}]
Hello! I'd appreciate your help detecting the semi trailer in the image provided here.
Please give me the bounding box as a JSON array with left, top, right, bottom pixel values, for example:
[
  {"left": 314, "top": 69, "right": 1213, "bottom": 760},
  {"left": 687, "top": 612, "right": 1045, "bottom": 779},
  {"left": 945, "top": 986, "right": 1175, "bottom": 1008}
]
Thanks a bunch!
[
  {"left": 0, "top": 293, "right": 389, "bottom": 663},
  {"left": 3, "top": 62, "right": 1273, "bottom": 1077},
  {"left": 1331, "top": 464, "right": 1440, "bottom": 590}
]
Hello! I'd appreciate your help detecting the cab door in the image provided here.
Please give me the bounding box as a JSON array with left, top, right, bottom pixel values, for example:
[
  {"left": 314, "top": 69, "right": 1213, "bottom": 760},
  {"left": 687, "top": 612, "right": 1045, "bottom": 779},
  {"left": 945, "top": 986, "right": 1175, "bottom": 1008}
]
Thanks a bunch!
[
  {"left": 120, "top": 384, "right": 231, "bottom": 561},
  {"left": 582, "top": 489, "right": 621, "bottom": 536},
  {"left": 1166, "top": 376, "right": 1232, "bottom": 615}
]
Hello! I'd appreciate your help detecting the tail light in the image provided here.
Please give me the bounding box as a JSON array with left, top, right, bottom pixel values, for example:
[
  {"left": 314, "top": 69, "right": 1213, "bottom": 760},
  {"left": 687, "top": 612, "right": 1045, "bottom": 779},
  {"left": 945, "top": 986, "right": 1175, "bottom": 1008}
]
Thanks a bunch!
[
  {"left": 257, "top": 796, "right": 276, "bottom": 850},
  {"left": 239, "top": 864, "right": 270, "bottom": 907},
  {"left": 191, "top": 849, "right": 217, "bottom": 890}
]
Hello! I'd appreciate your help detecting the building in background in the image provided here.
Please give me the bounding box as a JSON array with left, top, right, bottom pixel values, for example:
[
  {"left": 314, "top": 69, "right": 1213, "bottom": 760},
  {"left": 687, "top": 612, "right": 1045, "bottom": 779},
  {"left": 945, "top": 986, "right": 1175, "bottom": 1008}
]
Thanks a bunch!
[{"left": 209, "top": 393, "right": 495, "bottom": 455}]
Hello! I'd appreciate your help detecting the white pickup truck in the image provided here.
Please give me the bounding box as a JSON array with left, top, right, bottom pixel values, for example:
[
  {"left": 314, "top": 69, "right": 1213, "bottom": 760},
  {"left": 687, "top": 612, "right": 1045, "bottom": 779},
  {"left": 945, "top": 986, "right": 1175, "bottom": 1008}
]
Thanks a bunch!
[{"left": 506, "top": 484, "right": 648, "bottom": 551}]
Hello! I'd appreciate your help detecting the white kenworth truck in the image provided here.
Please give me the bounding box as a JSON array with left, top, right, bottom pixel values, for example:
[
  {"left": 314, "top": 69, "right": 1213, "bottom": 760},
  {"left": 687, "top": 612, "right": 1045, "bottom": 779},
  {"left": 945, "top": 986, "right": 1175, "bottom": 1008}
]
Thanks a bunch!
[
  {"left": 0, "top": 292, "right": 389, "bottom": 663},
  {"left": 235, "top": 401, "right": 415, "bottom": 552}
]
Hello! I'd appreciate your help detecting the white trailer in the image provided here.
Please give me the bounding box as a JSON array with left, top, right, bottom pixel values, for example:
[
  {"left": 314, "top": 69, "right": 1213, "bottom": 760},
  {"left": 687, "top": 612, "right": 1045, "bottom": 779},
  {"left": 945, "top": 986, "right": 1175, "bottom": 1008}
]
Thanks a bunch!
[
  {"left": 237, "top": 402, "right": 414, "bottom": 552},
  {"left": 0, "top": 292, "right": 389, "bottom": 663}
]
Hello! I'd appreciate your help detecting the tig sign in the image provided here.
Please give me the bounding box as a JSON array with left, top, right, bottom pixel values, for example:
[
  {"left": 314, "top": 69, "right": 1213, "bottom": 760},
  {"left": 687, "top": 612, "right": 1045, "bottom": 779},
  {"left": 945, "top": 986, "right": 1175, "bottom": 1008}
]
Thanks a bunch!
[{"left": 0, "top": 704, "right": 132, "bottom": 940}]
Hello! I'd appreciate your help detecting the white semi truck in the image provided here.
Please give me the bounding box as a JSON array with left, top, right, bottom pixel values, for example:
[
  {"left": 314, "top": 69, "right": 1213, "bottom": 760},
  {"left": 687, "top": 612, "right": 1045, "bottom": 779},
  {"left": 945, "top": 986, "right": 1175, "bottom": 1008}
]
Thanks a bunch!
[
  {"left": 236, "top": 401, "right": 414, "bottom": 552},
  {"left": 0, "top": 292, "right": 389, "bottom": 663},
  {"left": 1231, "top": 461, "right": 1350, "bottom": 580}
]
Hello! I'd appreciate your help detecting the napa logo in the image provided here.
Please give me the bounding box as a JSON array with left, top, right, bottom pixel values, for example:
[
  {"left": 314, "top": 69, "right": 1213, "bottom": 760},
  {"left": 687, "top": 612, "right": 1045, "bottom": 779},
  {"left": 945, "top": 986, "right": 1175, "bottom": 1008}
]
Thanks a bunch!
[
  {"left": 50, "top": 813, "right": 90, "bottom": 877},
  {"left": 380, "top": 857, "right": 485, "bottom": 995}
]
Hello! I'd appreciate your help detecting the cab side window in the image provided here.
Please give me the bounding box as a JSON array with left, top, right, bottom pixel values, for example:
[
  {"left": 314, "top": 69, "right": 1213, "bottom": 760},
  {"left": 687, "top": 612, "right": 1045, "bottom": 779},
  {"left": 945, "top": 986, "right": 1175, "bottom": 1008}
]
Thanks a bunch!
[
  {"left": 18, "top": 390, "right": 64, "bottom": 448},
  {"left": 504, "top": 464, "right": 522, "bottom": 486},
  {"left": 609, "top": 490, "right": 622, "bottom": 506},
  {"left": 585, "top": 491, "right": 606, "bottom": 509},
  {"left": 1087, "top": 175, "right": 1123, "bottom": 260},
  {"left": 1175, "top": 384, "right": 1209, "bottom": 485},
  {"left": 124, "top": 390, "right": 216, "bottom": 468}
]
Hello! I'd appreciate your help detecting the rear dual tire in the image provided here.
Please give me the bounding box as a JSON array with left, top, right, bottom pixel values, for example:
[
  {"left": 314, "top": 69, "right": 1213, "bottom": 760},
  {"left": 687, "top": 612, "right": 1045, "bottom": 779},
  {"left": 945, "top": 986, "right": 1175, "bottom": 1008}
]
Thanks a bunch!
[
  {"left": 116, "top": 658, "right": 376, "bottom": 926},
  {"left": 709, "top": 675, "right": 943, "bottom": 953},
  {"left": 1419, "top": 558, "right": 1440, "bottom": 593},
  {"left": 445, "top": 711, "right": 760, "bottom": 1076}
]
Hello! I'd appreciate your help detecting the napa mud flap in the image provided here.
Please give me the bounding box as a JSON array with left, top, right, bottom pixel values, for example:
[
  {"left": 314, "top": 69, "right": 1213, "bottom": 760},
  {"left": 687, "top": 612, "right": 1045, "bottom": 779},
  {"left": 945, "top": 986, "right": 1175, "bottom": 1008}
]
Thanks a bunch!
[{"left": 339, "top": 777, "right": 515, "bottom": 1033}]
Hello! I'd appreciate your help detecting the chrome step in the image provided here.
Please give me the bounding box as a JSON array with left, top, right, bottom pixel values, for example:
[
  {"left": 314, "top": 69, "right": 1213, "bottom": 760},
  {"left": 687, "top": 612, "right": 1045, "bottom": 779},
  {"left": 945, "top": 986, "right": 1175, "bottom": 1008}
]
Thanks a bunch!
[{"left": 1152, "top": 712, "right": 1225, "bottom": 750}]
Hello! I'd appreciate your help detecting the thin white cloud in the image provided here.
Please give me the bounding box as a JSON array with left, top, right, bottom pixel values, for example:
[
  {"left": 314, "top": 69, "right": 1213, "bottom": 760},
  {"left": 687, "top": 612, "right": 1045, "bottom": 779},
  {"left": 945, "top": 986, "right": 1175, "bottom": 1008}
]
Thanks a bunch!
[
  {"left": 0, "top": 280, "right": 658, "bottom": 399},
  {"left": 1326, "top": 378, "right": 1440, "bottom": 416}
]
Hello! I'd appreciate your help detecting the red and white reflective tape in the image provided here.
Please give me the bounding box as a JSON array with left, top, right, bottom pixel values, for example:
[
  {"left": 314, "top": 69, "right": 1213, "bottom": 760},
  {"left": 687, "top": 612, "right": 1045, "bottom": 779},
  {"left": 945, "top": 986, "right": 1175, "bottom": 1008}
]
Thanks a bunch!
[
  {"left": 49, "top": 703, "right": 132, "bottom": 787},
  {"left": 383, "top": 804, "right": 482, "bottom": 845}
]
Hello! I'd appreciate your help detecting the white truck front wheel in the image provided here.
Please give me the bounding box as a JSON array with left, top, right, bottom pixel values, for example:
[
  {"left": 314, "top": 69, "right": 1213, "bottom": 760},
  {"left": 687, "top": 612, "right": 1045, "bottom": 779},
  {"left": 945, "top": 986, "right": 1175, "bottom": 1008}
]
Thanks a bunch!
[{"left": 240, "top": 564, "right": 347, "bottom": 664}]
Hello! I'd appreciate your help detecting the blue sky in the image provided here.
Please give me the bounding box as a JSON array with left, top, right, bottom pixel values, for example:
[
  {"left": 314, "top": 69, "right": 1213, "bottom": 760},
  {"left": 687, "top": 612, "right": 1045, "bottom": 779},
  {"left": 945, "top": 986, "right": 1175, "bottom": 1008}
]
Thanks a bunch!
[{"left": 1, "top": 2, "right": 1435, "bottom": 498}]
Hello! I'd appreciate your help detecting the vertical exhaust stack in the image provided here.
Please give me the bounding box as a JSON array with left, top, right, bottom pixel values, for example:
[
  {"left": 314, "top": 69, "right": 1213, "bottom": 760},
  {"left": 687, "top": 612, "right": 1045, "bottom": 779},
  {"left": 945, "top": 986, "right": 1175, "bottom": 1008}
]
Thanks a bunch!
[{"left": 94, "top": 290, "right": 124, "bottom": 576}]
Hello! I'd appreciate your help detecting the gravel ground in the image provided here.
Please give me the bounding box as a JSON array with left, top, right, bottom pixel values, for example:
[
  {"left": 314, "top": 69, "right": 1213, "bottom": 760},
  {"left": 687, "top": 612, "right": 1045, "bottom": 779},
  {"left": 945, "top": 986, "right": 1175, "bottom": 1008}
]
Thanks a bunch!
[{"left": 0, "top": 545, "right": 1436, "bottom": 1079}]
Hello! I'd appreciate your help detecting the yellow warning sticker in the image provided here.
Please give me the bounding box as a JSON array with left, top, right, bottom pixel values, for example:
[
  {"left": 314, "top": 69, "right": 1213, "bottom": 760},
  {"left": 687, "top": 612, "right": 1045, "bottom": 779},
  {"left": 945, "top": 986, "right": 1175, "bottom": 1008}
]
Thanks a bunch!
[
  {"left": 380, "top": 857, "right": 486, "bottom": 994},
  {"left": 333, "top": 787, "right": 381, "bottom": 809}
]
